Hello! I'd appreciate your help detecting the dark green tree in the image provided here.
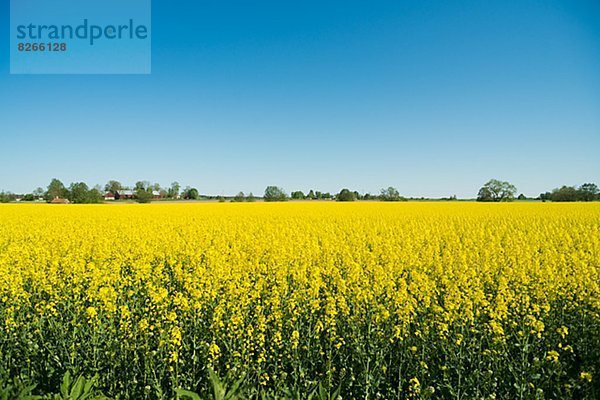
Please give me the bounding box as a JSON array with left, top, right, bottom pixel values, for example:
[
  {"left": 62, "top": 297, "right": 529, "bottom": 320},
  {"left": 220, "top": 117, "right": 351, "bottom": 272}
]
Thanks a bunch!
[
  {"left": 291, "top": 191, "right": 305, "bottom": 200},
  {"left": 380, "top": 187, "right": 405, "bottom": 201},
  {"left": 168, "top": 182, "right": 181, "bottom": 199},
  {"left": 539, "top": 192, "right": 552, "bottom": 201},
  {"left": 0, "top": 192, "right": 16, "bottom": 203},
  {"left": 135, "top": 181, "right": 151, "bottom": 191},
  {"left": 104, "top": 180, "right": 123, "bottom": 195},
  {"left": 87, "top": 188, "right": 104, "bottom": 203},
  {"left": 68, "top": 182, "right": 90, "bottom": 204},
  {"left": 477, "top": 179, "right": 517, "bottom": 202},
  {"left": 33, "top": 187, "right": 45, "bottom": 199},
  {"left": 65, "top": 182, "right": 104, "bottom": 204},
  {"left": 264, "top": 186, "right": 287, "bottom": 202},
  {"left": 233, "top": 192, "right": 245, "bottom": 202},
  {"left": 135, "top": 188, "right": 153, "bottom": 203},
  {"left": 336, "top": 188, "right": 356, "bottom": 202},
  {"left": 550, "top": 186, "right": 580, "bottom": 202},
  {"left": 579, "top": 183, "right": 598, "bottom": 201},
  {"left": 183, "top": 187, "right": 199, "bottom": 200},
  {"left": 46, "top": 178, "right": 68, "bottom": 201}
]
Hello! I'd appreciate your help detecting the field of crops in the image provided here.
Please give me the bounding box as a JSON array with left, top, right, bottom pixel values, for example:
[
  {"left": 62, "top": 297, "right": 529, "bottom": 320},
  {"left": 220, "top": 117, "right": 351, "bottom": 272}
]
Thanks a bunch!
[{"left": 0, "top": 203, "right": 598, "bottom": 399}]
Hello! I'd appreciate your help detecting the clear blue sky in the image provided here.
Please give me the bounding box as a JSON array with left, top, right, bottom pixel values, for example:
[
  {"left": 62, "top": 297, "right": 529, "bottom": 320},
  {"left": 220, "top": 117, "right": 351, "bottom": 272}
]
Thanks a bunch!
[{"left": 1, "top": 0, "right": 599, "bottom": 198}]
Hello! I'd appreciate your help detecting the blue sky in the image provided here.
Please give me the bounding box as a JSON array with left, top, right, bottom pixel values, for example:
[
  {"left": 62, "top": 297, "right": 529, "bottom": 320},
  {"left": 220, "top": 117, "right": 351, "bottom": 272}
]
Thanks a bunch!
[{"left": 1, "top": 0, "right": 599, "bottom": 197}]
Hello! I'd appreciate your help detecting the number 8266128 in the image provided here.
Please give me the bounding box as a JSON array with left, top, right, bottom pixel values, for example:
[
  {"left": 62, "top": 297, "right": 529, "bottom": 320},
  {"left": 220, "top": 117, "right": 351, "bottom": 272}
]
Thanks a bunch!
[{"left": 17, "top": 43, "right": 67, "bottom": 52}]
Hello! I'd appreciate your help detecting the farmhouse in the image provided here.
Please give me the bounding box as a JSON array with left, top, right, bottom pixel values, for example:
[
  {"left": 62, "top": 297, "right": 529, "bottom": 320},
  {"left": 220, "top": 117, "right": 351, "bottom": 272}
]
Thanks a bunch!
[
  {"left": 103, "top": 190, "right": 164, "bottom": 200},
  {"left": 118, "top": 190, "right": 136, "bottom": 200}
]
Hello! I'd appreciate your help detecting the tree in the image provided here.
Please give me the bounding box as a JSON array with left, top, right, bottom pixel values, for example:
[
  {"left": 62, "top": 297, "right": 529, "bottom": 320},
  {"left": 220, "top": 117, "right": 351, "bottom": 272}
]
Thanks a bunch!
[
  {"left": 264, "top": 186, "right": 287, "bottom": 202},
  {"left": 336, "top": 188, "right": 356, "bottom": 202},
  {"left": 550, "top": 186, "right": 580, "bottom": 202},
  {"left": 33, "top": 187, "right": 45, "bottom": 199},
  {"left": 182, "top": 187, "right": 199, "bottom": 200},
  {"left": 135, "top": 181, "right": 151, "bottom": 191},
  {"left": 135, "top": 188, "right": 153, "bottom": 203},
  {"left": 64, "top": 182, "right": 104, "bottom": 204},
  {"left": 307, "top": 190, "right": 316, "bottom": 200},
  {"left": 539, "top": 192, "right": 551, "bottom": 202},
  {"left": 68, "top": 182, "right": 90, "bottom": 204},
  {"left": 517, "top": 194, "right": 527, "bottom": 200},
  {"left": 131, "top": 181, "right": 153, "bottom": 203},
  {"left": 168, "top": 182, "right": 181, "bottom": 199},
  {"left": 232, "top": 192, "right": 245, "bottom": 202},
  {"left": 579, "top": 183, "right": 598, "bottom": 202},
  {"left": 477, "top": 179, "right": 517, "bottom": 202},
  {"left": 87, "top": 188, "right": 104, "bottom": 203},
  {"left": 104, "top": 180, "right": 123, "bottom": 196},
  {"left": 246, "top": 192, "right": 256, "bottom": 202},
  {"left": 539, "top": 183, "right": 599, "bottom": 202},
  {"left": 46, "top": 178, "right": 68, "bottom": 201},
  {"left": 0, "top": 192, "right": 16, "bottom": 203},
  {"left": 380, "top": 187, "right": 405, "bottom": 202},
  {"left": 291, "top": 191, "right": 305, "bottom": 200}
]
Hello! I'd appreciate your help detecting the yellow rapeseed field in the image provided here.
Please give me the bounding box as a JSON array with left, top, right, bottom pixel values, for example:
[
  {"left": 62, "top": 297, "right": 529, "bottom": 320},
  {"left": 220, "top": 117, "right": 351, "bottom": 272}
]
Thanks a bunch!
[{"left": 0, "top": 202, "right": 598, "bottom": 398}]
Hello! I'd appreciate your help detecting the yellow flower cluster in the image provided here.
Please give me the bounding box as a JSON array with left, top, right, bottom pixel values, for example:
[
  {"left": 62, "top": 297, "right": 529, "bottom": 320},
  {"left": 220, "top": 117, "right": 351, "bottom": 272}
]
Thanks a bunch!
[{"left": 0, "top": 202, "right": 598, "bottom": 398}]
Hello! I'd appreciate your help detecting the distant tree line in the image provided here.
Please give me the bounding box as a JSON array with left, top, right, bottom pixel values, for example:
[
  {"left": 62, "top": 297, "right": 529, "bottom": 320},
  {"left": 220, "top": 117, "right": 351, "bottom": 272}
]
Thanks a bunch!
[
  {"left": 0, "top": 192, "right": 17, "bottom": 203},
  {"left": 539, "top": 183, "right": 599, "bottom": 202},
  {"left": 44, "top": 178, "right": 103, "bottom": 204},
  {"left": 475, "top": 179, "right": 599, "bottom": 203},
  {"left": 0, "top": 179, "right": 194, "bottom": 204},
  {"left": 289, "top": 189, "right": 333, "bottom": 201},
  {"left": 2, "top": 178, "right": 598, "bottom": 204},
  {"left": 260, "top": 186, "right": 409, "bottom": 202},
  {"left": 231, "top": 192, "right": 257, "bottom": 202}
]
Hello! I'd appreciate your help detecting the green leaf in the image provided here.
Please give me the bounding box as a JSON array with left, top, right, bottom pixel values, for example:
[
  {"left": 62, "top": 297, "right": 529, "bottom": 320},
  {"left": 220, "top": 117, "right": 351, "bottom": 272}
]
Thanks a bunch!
[
  {"left": 224, "top": 375, "right": 245, "bottom": 400},
  {"left": 208, "top": 369, "right": 226, "bottom": 400},
  {"left": 70, "top": 376, "right": 85, "bottom": 399},
  {"left": 174, "top": 388, "right": 202, "bottom": 400},
  {"left": 61, "top": 372, "right": 72, "bottom": 398},
  {"left": 83, "top": 375, "right": 99, "bottom": 395}
]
